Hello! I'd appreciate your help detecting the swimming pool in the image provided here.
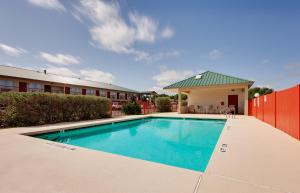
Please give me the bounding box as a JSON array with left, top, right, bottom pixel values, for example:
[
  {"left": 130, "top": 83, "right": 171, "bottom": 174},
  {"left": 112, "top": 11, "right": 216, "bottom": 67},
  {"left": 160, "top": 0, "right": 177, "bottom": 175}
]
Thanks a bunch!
[{"left": 33, "top": 117, "right": 225, "bottom": 172}]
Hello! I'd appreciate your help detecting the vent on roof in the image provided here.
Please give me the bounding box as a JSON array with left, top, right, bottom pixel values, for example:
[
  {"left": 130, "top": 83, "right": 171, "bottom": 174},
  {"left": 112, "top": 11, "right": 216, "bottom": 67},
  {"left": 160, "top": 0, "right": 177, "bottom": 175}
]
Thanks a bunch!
[{"left": 195, "top": 74, "right": 202, "bottom": 79}]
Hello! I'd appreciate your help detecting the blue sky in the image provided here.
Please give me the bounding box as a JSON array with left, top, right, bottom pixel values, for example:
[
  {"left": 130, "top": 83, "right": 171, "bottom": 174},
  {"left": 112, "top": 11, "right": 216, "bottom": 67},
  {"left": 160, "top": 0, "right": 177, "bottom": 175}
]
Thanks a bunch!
[{"left": 0, "top": 0, "right": 299, "bottom": 92}]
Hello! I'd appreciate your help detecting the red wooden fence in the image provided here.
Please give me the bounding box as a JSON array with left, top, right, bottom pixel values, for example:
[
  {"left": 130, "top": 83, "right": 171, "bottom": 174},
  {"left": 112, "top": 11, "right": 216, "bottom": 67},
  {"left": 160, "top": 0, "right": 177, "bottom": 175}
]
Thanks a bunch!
[
  {"left": 249, "top": 84, "right": 300, "bottom": 140},
  {"left": 263, "top": 92, "right": 276, "bottom": 127}
]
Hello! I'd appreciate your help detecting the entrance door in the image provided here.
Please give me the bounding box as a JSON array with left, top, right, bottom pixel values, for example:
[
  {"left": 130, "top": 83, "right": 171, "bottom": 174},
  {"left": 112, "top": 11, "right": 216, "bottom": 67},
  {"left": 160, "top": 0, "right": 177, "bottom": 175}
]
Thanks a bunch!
[
  {"left": 44, "top": 85, "right": 51, "bottom": 92},
  {"left": 19, "top": 82, "right": 27, "bottom": 92},
  {"left": 228, "top": 95, "right": 238, "bottom": 114},
  {"left": 96, "top": 90, "right": 100, "bottom": 96},
  {"left": 82, "top": 89, "right": 86, "bottom": 95},
  {"left": 65, "top": 87, "right": 70, "bottom": 94}
]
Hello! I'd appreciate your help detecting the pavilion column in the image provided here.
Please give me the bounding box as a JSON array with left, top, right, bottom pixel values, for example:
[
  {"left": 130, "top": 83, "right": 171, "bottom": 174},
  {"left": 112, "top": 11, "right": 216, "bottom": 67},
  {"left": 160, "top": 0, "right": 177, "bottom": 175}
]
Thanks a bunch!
[
  {"left": 178, "top": 89, "right": 182, "bottom": 113},
  {"left": 244, "top": 86, "right": 249, "bottom": 115}
]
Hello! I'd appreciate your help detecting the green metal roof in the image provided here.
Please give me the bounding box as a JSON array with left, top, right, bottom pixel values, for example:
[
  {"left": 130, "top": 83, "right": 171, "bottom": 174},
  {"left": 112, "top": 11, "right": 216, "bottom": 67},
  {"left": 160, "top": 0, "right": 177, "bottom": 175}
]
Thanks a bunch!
[{"left": 164, "top": 71, "right": 254, "bottom": 89}]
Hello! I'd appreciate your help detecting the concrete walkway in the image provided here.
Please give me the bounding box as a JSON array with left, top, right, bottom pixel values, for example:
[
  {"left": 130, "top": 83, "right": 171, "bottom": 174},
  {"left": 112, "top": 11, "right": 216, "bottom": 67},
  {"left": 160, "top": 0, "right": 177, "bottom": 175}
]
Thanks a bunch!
[{"left": 0, "top": 113, "right": 299, "bottom": 193}]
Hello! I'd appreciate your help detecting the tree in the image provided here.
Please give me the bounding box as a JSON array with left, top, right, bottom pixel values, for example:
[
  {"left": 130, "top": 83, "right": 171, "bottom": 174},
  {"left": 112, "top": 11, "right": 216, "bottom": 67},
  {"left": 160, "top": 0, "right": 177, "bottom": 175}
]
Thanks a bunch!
[
  {"left": 170, "top": 94, "right": 188, "bottom": 100},
  {"left": 158, "top": 94, "right": 169, "bottom": 97},
  {"left": 248, "top": 87, "right": 273, "bottom": 99}
]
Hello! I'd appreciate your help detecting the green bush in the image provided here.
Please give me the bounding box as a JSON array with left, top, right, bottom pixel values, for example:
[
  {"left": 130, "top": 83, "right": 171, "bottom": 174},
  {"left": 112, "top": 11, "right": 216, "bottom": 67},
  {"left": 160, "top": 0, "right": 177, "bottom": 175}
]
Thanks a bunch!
[
  {"left": 122, "top": 102, "right": 141, "bottom": 115},
  {"left": 0, "top": 92, "right": 111, "bottom": 128},
  {"left": 155, "top": 97, "right": 171, "bottom": 112}
]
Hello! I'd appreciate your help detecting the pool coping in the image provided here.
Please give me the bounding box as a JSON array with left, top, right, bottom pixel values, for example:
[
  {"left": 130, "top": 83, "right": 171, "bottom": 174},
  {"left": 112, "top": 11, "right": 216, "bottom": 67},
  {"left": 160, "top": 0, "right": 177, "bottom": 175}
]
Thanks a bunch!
[
  {"left": 28, "top": 115, "right": 226, "bottom": 173},
  {"left": 1, "top": 113, "right": 300, "bottom": 193},
  {"left": 8, "top": 114, "right": 227, "bottom": 136}
]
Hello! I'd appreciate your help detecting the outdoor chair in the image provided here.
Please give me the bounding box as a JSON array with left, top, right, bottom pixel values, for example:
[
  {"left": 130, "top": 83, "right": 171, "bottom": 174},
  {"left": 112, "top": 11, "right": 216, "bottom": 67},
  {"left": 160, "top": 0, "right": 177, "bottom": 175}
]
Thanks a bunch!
[
  {"left": 219, "top": 106, "right": 236, "bottom": 118},
  {"left": 215, "top": 106, "right": 221, "bottom": 114},
  {"left": 228, "top": 105, "right": 236, "bottom": 115},
  {"left": 208, "top": 105, "right": 215, "bottom": 114},
  {"left": 196, "top": 105, "right": 205, "bottom": 114},
  {"left": 188, "top": 105, "right": 196, "bottom": 113}
]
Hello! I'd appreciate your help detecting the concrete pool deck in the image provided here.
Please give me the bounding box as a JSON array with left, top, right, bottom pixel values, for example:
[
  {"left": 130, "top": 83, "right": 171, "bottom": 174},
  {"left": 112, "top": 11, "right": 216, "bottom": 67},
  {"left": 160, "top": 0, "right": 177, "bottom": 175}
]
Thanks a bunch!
[{"left": 0, "top": 113, "right": 299, "bottom": 193}]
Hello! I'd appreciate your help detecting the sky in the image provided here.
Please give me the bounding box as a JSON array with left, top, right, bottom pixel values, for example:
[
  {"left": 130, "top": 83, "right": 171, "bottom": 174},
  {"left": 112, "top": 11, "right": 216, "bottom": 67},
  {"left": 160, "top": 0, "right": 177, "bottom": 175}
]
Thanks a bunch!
[{"left": 0, "top": 0, "right": 299, "bottom": 93}]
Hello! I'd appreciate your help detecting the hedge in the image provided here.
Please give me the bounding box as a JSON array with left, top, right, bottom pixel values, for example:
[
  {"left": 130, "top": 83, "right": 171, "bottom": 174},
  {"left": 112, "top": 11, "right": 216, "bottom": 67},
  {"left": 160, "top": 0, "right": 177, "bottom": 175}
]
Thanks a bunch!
[
  {"left": 122, "top": 102, "right": 141, "bottom": 115},
  {"left": 155, "top": 97, "right": 171, "bottom": 112},
  {"left": 0, "top": 92, "right": 111, "bottom": 128}
]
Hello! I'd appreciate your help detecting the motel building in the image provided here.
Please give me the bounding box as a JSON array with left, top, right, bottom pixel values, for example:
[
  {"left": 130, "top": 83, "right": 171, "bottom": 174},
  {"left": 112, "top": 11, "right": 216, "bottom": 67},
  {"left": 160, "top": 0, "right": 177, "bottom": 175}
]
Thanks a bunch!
[
  {"left": 164, "top": 71, "right": 254, "bottom": 115},
  {"left": 0, "top": 65, "right": 139, "bottom": 102}
]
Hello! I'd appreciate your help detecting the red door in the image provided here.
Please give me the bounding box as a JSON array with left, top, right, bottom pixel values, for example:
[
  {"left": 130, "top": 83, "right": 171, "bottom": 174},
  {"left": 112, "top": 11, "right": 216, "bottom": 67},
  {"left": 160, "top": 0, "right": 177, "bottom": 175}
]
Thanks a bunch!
[
  {"left": 228, "top": 95, "right": 238, "bottom": 114},
  {"left": 44, "top": 85, "right": 51, "bottom": 92},
  {"left": 82, "top": 89, "right": 86, "bottom": 95},
  {"left": 19, "top": 82, "right": 27, "bottom": 92},
  {"left": 107, "top": 91, "right": 110, "bottom": 98},
  {"left": 96, "top": 90, "right": 100, "bottom": 96},
  {"left": 65, "top": 87, "right": 70, "bottom": 94}
]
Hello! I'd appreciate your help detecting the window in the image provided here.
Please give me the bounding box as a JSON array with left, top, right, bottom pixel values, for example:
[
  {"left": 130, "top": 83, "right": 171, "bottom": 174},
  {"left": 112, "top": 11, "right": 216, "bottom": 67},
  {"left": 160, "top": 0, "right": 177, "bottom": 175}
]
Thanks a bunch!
[
  {"left": 70, "top": 87, "right": 81, "bottom": 95},
  {"left": 0, "top": 80, "right": 14, "bottom": 92},
  {"left": 119, "top": 92, "right": 125, "bottom": 100},
  {"left": 100, "top": 90, "right": 107, "bottom": 97},
  {"left": 110, "top": 91, "right": 117, "bottom": 99},
  {"left": 52, "top": 86, "right": 64, "bottom": 93},
  {"left": 0, "top": 80, "right": 14, "bottom": 87},
  {"left": 28, "top": 83, "right": 43, "bottom": 92},
  {"left": 86, "top": 89, "right": 95, "bottom": 95},
  {"left": 127, "top": 94, "right": 132, "bottom": 100}
]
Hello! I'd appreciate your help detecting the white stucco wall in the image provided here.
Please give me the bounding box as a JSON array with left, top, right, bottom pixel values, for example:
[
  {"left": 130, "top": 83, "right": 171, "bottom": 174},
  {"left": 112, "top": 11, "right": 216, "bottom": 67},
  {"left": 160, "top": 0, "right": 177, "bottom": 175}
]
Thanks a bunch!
[{"left": 187, "top": 86, "right": 246, "bottom": 114}]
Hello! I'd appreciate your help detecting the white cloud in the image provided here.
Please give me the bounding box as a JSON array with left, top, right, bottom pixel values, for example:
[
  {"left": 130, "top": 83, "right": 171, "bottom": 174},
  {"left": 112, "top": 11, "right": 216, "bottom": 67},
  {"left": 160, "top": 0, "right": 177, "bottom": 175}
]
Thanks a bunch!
[
  {"left": 46, "top": 66, "right": 115, "bottom": 83},
  {"left": 129, "top": 12, "right": 157, "bottom": 43},
  {"left": 39, "top": 52, "right": 80, "bottom": 65},
  {"left": 284, "top": 63, "right": 300, "bottom": 69},
  {"left": 152, "top": 50, "right": 180, "bottom": 61},
  {"left": 260, "top": 59, "right": 271, "bottom": 64},
  {"left": 27, "top": 0, "right": 65, "bottom": 11},
  {"left": 135, "top": 50, "right": 180, "bottom": 62},
  {"left": 80, "top": 69, "right": 115, "bottom": 83},
  {"left": 0, "top": 43, "right": 27, "bottom": 57},
  {"left": 0, "top": 63, "right": 32, "bottom": 70},
  {"left": 74, "top": 0, "right": 174, "bottom": 62},
  {"left": 150, "top": 67, "right": 203, "bottom": 94},
  {"left": 148, "top": 86, "right": 175, "bottom": 95},
  {"left": 1, "top": 62, "right": 115, "bottom": 84},
  {"left": 152, "top": 69, "right": 194, "bottom": 87},
  {"left": 209, "top": 49, "right": 223, "bottom": 60},
  {"left": 46, "top": 66, "right": 79, "bottom": 77},
  {"left": 161, "top": 26, "right": 174, "bottom": 39}
]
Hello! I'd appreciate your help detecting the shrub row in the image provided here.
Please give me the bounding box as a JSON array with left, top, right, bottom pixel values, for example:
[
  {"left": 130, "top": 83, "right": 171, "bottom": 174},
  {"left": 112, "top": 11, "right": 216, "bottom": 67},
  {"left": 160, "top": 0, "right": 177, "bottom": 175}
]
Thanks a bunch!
[
  {"left": 122, "top": 102, "right": 141, "bottom": 115},
  {"left": 0, "top": 92, "right": 111, "bottom": 128}
]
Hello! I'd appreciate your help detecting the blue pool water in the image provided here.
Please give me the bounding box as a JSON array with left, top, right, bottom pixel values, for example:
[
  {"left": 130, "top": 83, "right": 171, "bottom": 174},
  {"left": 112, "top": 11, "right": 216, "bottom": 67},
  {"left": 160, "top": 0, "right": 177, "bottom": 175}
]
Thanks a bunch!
[{"left": 33, "top": 117, "right": 225, "bottom": 172}]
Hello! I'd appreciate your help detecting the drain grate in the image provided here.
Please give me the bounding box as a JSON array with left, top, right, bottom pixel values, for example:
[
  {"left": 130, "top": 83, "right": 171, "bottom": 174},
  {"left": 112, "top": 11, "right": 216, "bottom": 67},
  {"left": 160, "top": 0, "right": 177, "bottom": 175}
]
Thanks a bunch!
[{"left": 220, "top": 143, "right": 228, "bottom": 152}]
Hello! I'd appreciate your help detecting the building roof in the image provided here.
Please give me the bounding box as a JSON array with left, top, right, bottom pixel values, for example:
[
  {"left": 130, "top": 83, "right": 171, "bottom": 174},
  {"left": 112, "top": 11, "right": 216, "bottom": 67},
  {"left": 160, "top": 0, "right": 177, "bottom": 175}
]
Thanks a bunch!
[
  {"left": 0, "top": 65, "right": 138, "bottom": 93},
  {"left": 164, "top": 71, "right": 254, "bottom": 89},
  {"left": 139, "top": 91, "right": 158, "bottom": 95}
]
